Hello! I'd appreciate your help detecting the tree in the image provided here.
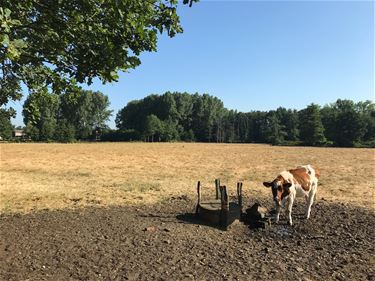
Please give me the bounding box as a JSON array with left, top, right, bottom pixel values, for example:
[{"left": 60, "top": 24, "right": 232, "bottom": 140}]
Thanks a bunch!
[
  {"left": 116, "top": 100, "right": 143, "bottom": 132},
  {"left": 356, "top": 101, "right": 375, "bottom": 143},
  {"left": 23, "top": 88, "right": 111, "bottom": 141},
  {"left": 153, "top": 92, "right": 178, "bottom": 121},
  {"left": 161, "top": 118, "right": 179, "bottom": 141},
  {"left": 23, "top": 90, "right": 60, "bottom": 141},
  {"left": 275, "top": 107, "right": 299, "bottom": 141},
  {"left": 54, "top": 119, "right": 76, "bottom": 143},
  {"left": 299, "top": 104, "right": 326, "bottom": 146},
  {"left": 90, "top": 92, "right": 113, "bottom": 129},
  {"left": 114, "top": 92, "right": 373, "bottom": 147},
  {"left": 222, "top": 110, "right": 237, "bottom": 143},
  {"left": 191, "top": 93, "right": 225, "bottom": 142},
  {"left": 261, "top": 111, "right": 287, "bottom": 145},
  {"left": 174, "top": 92, "right": 194, "bottom": 131},
  {"left": 331, "top": 99, "right": 366, "bottom": 147},
  {"left": 0, "top": 108, "right": 13, "bottom": 139},
  {"left": 321, "top": 99, "right": 369, "bottom": 146},
  {"left": 0, "top": 0, "right": 197, "bottom": 115},
  {"left": 116, "top": 92, "right": 226, "bottom": 142},
  {"left": 320, "top": 105, "right": 336, "bottom": 143},
  {"left": 144, "top": 114, "right": 162, "bottom": 142},
  {"left": 59, "top": 90, "right": 112, "bottom": 139},
  {"left": 180, "top": 129, "right": 195, "bottom": 142},
  {"left": 247, "top": 111, "right": 268, "bottom": 143},
  {"left": 235, "top": 112, "right": 250, "bottom": 143}
]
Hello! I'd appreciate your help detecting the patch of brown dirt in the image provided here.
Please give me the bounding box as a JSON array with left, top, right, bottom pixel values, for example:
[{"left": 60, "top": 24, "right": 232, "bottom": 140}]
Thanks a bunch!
[{"left": 0, "top": 197, "right": 374, "bottom": 281}]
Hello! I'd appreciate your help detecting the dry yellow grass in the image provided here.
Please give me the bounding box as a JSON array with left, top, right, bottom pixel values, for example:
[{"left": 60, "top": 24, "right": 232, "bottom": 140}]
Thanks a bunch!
[{"left": 0, "top": 143, "right": 374, "bottom": 213}]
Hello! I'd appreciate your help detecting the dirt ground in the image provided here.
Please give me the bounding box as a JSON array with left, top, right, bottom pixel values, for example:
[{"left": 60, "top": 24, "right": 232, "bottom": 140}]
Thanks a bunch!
[{"left": 1, "top": 196, "right": 374, "bottom": 281}]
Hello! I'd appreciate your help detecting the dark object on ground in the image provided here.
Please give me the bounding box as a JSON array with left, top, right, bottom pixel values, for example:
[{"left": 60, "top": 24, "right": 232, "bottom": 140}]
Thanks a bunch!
[{"left": 243, "top": 202, "right": 272, "bottom": 229}]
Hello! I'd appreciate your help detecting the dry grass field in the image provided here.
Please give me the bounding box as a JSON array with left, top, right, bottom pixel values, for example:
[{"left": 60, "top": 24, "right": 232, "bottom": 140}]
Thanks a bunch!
[{"left": 0, "top": 143, "right": 374, "bottom": 213}]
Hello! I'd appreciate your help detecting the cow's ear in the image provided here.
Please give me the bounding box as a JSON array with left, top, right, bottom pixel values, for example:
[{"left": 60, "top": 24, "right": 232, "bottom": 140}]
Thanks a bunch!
[
  {"left": 263, "top": 182, "right": 272, "bottom": 188},
  {"left": 283, "top": 182, "right": 292, "bottom": 189}
]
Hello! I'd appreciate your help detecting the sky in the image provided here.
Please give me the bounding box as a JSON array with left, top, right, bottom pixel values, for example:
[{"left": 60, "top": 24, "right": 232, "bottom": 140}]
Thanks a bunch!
[{"left": 11, "top": 0, "right": 374, "bottom": 128}]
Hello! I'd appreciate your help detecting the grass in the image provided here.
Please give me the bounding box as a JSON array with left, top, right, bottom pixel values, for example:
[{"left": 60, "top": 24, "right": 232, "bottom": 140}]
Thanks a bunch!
[{"left": 0, "top": 142, "right": 374, "bottom": 213}]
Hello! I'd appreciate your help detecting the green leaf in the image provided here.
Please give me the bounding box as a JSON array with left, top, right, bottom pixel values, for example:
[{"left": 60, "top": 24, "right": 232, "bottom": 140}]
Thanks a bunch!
[
  {"left": 4, "top": 8, "right": 11, "bottom": 18},
  {"left": 110, "top": 70, "right": 119, "bottom": 80},
  {"left": 1, "top": 34, "right": 9, "bottom": 45}
]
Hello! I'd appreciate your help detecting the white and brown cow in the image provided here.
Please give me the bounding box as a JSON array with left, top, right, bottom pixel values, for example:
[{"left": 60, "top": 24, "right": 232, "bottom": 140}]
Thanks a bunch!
[{"left": 263, "top": 165, "right": 320, "bottom": 226}]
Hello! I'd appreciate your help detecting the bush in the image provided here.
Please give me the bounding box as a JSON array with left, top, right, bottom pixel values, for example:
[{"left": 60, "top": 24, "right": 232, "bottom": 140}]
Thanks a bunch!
[
  {"left": 353, "top": 140, "right": 375, "bottom": 148},
  {"left": 54, "top": 120, "right": 76, "bottom": 143},
  {"left": 101, "top": 129, "right": 141, "bottom": 141}
]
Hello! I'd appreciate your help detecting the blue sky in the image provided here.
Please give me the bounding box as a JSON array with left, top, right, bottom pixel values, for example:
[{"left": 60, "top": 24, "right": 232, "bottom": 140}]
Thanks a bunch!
[{"left": 11, "top": 0, "right": 374, "bottom": 128}]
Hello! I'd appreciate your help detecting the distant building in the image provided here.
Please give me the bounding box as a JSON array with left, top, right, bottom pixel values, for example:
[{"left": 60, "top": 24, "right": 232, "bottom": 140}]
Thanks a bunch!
[{"left": 13, "top": 129, "right": 26, "bottom": 138}]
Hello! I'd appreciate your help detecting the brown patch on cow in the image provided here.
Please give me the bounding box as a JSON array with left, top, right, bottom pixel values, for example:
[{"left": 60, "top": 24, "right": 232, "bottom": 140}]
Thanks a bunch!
[
  {"left": 275, "top": 175, "right": 287, "bottom": 184},
  {"left": 289, "top": 167, "right": 311, "bottom": 191}
]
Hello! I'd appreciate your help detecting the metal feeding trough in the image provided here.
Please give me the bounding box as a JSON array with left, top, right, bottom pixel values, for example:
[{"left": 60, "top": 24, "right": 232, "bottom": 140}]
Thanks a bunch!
[{"left": 195, "top": 179, "right": 243, "bottom": 230}]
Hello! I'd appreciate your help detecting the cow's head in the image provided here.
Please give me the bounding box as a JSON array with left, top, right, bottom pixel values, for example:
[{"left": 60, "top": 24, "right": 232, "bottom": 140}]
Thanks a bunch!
[{"left": 263, "top": 175, "right": 292, "bottom": 206}]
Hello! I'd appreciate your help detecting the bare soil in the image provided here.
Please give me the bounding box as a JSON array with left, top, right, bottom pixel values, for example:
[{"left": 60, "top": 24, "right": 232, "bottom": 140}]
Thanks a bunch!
[{"left": 1, "top": 196, "right": 374, "bottom": 281}]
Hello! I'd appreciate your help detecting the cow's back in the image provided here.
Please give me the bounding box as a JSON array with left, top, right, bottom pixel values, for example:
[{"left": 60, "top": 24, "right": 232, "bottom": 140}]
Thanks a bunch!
[{"left": 289, "top": 167, "right": 311, "bottom": 191}]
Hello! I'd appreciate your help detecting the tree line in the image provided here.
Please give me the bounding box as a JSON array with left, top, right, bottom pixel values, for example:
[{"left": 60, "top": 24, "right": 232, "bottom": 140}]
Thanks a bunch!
[
  {"left": 0, "top": 91, "right": 373, "bottom": 147},
  {"left": 113, "top": 92, "right": 374, "bottom": 147},
  {"left": 0, "top": 89, "right": 112, "bottom": 142}
]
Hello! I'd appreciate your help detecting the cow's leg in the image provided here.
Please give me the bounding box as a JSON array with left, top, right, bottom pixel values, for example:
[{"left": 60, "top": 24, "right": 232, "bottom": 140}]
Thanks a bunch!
[
  {"left": 305, "top": 195, "right": 314, "bottom": 219},
  {"left": 305, "top": 182, "right": 317, "bottom": 219},
  {"left": 286, "top": 196, "right": 294, "bottom": 226},
  {"left": 275, "top": 203, "right": 281, "bottom": 224}
]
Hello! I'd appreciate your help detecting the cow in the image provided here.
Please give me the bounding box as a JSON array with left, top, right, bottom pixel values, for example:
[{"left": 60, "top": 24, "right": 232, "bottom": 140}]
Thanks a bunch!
[{"left": 263, "top": 165, "right": 320, "bottom": 226}]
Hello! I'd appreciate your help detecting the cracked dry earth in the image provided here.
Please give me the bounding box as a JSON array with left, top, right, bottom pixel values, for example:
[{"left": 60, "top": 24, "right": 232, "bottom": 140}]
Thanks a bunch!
[{"left": 0, "top": 197, "right": 374, "bottom": 281}]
